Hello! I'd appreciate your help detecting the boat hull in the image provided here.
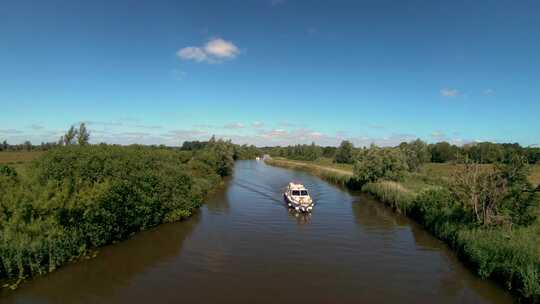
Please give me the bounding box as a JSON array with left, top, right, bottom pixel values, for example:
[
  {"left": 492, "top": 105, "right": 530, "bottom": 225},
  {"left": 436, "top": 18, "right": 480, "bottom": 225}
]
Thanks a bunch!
[{"left": 284, "top": 194, "right": 313, "bottom": 213}]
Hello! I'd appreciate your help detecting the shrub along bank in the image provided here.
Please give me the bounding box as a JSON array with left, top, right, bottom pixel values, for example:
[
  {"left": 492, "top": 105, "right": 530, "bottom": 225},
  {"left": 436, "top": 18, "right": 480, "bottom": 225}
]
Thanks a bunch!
[{"left": 0, "top": 141, "right": 235, "bottom": 286}]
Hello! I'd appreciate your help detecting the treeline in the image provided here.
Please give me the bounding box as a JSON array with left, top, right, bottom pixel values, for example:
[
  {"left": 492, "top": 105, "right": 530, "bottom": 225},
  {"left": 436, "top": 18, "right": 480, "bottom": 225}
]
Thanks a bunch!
[
  {"left": 260, "top": 143, "right": 323, "bottom": 161},
  {"left": 0, "top": 123, "right": 91, "bottom": 152},
  {"left": 430, "top": 141, "right": 540, "bottom": 164},
  {"left": 262, "top": 140, "right": 540, "bottom": 165},
  {"left": 181, "top": 138, "right": 261, "bottom": 160},
  {"left": 0, "top": 140, "right": 59, "bottom": 152},
  {"left": 0, "top": 138, "right": 236, "bottom": 284}
]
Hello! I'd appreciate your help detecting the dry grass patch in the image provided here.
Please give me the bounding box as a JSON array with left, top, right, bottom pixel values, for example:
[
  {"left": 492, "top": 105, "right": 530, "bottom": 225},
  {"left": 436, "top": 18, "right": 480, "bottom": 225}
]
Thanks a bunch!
[
  {"left": 529, "top": 165, "right": 540, "bottom": 187},
  {"left": 0, "top": 151, "right": 43, "bottom": 164}
]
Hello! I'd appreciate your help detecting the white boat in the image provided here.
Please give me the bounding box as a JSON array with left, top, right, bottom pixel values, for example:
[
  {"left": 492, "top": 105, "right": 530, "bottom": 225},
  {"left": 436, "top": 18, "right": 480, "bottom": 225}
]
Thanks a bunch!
[{"left": 284, "top": 182, "right": 313, "bottom": 213}]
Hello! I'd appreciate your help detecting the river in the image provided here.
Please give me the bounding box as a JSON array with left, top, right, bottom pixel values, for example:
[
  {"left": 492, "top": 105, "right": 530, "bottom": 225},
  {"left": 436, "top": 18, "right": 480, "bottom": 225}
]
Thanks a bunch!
[{"left": 0, "top": 160, "right": 513, "bottom": 303}]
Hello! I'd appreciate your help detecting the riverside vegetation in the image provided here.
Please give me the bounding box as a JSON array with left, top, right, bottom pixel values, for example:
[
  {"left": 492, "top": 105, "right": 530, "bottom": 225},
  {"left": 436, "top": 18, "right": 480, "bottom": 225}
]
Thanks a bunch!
[
  {"left": 266, "top": 140, "right": 540, "bottom": 302},
  {"left": 0, "top": 126, "right": 241, "bottom": 289}
]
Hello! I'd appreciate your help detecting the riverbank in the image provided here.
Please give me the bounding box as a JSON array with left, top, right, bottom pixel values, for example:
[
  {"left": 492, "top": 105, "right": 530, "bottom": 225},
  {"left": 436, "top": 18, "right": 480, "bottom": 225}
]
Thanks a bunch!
[
  {"left": 265, "top": 157, "right": 540, "bottom": 302},
  {"left": 2, "top": 160, "right": 515, "bottom": 303},
  {"left": 0, "top": 143, "right": 235, "bottom": 289}
]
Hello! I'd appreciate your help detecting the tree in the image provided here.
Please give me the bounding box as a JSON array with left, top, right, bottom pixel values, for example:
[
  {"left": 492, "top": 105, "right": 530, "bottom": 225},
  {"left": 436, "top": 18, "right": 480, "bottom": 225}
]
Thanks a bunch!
[
  {"left": 77, "top": 123, "right": 90, "bottom": 145},
  {"left": 450, "top": 155, "right": 538, "bottom": 227},
  {"left": 63, "top": 126, "right": 78, "bottom": 146},
  {"left": 354, "top": 145, "right": 408, "bottom": 184},
  {"left": 399, "top": 139, "right": 430, "bottom": 171},
  {"left": 335, "top": 140, "right": 355, "bottom": 164},
  {"left": 322, "top": 146, "right": 337, "bottom": 158},
  {"left": 498, "top": 155, "right": 538, "bottom": 226},
  {"left": 430, "top": 142, "right": 458, "bottom": 163},
  {"left": 283, "top": 143, "right": 322, "bottom": 161},
  {"left": 451, "top": 163, "right": 507, "bottom": 226},
  {"left": 23, "top": 140, "right": 32, "bottom": 151},
  {"left": 466, "top": 142, "right": 505, "bottom": 164}
]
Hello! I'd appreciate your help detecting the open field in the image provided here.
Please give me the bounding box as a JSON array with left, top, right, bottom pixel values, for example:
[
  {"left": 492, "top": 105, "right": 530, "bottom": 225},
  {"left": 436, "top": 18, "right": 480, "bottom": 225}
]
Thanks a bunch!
[
  {"left": 0, "top": 151, "right": 43, "bottom": 165},
  {"left": 0, "top": 152, "right": 43, "bottom": 177}
]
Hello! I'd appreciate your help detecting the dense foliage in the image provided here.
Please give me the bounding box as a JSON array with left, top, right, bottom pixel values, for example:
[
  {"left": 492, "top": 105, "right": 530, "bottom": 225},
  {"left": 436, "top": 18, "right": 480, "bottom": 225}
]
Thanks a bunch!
[
  {"left": 335, "top": 140, "right": 355, "bottom": 164},
  {"left": 0, "top": 142, "right": 234, "bottom": 282},
  {"left": 264, "top": 143, "right": 322, "bottom": 161},
  {"left": 429, "top": 141, "right": 540, "bottom": 165},
  {"left": 354, "top": 146, "right": 409, "bottom": 184},
  {"left": 399, "top": 139, "right": 431, "bottom": 171}
]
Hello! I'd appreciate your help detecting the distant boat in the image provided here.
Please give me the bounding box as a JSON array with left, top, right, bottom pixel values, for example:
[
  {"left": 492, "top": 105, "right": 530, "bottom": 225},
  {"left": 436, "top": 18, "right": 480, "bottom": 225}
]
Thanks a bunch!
[
  {"left": 284, "top": 182, "right": 313, "bottom": 212},
  {"left": 255, "top": 156, "right": 261, "bottom": 161}
]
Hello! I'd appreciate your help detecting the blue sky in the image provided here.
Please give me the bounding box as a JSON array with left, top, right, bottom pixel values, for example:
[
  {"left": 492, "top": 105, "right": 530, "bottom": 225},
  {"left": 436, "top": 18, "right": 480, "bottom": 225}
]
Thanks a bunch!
[{"left": 1, "top": 0, "right": 539, "bottom": 146}]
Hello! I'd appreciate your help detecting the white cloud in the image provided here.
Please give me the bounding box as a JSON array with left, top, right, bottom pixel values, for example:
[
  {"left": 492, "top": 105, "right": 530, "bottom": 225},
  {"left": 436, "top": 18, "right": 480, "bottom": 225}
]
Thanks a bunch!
[
  {"left": 252, "top": 121, "right": 264, "bottom": 128},
  {"left": 84, "top": 120, "right": 123, "bottom": 127},
  {"left": 177, "top": 47, "right": 207, "bottom": 62},
  {"left": 123, "top": 132, "right": 151, "bottom": 137},
  {"left": 440, "top": 88, "right": 460, "bottom": 98},
  {"left": 165, "top": 129, "right": 208, "bottom": 138},
  {"left": 204, "top": 38, "right": 239, "bottom": 58},
  {"left": 261, "top": 129, "right": 289, "bottom": 139},
  {"left": 135, "top": 124, "right": 162, "bottom": 130},
  {"left": 177, "top": 38, "right": 240, "bottom": 63},
  {"left": 224, "top": 122, "right": 245, "bottom": 129},
  {"left": 0, "top": 129, "right": 24, "bottom": 135}
]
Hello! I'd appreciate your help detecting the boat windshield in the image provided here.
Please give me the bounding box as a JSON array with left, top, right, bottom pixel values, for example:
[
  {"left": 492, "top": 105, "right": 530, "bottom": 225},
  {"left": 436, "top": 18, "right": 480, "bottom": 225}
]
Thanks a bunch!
[
  {"left": 292, "top": 190, "right": 300, "bottom": 196},
  {"left": 300, "top": 190, "right": 308, "bottom": 196}
]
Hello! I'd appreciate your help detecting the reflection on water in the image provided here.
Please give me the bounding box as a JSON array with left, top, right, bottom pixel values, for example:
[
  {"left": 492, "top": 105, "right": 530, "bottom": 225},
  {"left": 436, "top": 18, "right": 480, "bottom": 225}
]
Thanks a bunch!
[
  {"left": 0, "top": 213, "right": 200, "bottom": 303},
  {"left": 287, "top": 209, "right": 312, "bottom": 225},
  {"left": 1, "top": 161, "right": 513, "bottom": 304}
]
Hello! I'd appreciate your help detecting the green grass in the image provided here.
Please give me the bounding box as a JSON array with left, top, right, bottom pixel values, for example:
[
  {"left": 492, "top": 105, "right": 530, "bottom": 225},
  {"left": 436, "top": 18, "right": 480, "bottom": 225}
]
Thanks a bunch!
[
  {"left": 267, "top": 158, "right": 353, "bottom": 176},
  {"left": 265, "top": 158, "right": 355, "bottom": 188}
]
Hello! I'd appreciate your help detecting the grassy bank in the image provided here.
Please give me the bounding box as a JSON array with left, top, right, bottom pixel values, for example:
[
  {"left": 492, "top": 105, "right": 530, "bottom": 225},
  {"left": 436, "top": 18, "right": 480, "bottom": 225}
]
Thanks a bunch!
[
  {"left": 266, "top": 157, "right": 540, "bottom": 302},
  {"left": 265, "top": 158, "right": 354, "bottom": 187},
  {"left": 0, "top": 143, "right": 234, "bottom": 289}
]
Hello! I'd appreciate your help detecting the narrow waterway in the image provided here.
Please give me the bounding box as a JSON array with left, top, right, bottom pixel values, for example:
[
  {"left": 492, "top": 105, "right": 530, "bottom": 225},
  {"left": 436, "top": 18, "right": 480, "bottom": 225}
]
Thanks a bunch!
[{"left": 1, "top": 160, "right": 513, "bottom": 304}]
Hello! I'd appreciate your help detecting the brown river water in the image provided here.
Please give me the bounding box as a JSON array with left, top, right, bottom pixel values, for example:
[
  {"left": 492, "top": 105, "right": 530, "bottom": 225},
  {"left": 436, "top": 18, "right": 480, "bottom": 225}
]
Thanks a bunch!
[{"left": 0, "top": 160, "right": 513, "bottom": 304}]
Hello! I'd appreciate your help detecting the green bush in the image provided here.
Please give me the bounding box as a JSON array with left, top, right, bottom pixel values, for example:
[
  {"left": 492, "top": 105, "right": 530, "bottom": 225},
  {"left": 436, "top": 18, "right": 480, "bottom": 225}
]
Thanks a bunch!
[
  {"left": 0, "top": 165, "right": 18, "bottom": 179},
  {"left": 335, "top": 140, "right": 355, "bottom": 164},
  {"left": 0, "top": 144, "right": 232, "bottom": 281},
  {"left": 354, "top": 146, "right": 408, "bottom": 184}
]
